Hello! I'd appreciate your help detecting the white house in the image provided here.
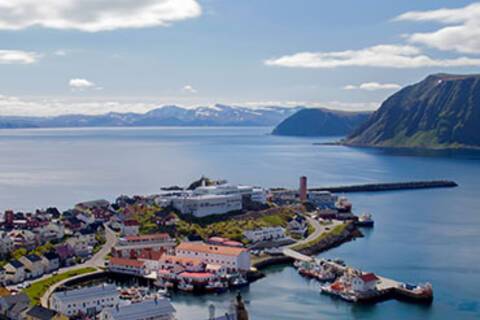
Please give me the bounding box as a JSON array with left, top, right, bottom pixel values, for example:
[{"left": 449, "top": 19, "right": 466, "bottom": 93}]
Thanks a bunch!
[
  {"left": 176, "top": 242, "right": 251, "bottom": 272},
  {"left": 108, "top": 257, "right": 147, "bottom": 276},
  {"left": 351, "top": 273, "right": 379, "bottom": 293},
  {"left": 243, "top": 227, "right": 286, "bottom": 243},
  {"left": 41, "top": 252, "right": 60, "bottom": 273},
  {"left": 50, "top": 284, "right": 119, "bottom": 317},
  {"left": 4, "top": 260, "right": 25, "bottom": 284},
  {"left": 19, "top": 254, "right": 44, "bottom": 279},
  {"left": 287, "top": 215, "right": 308, "bottom": 237},
  {"left": 38, "top": 223, "right": 65, "bottom": 243},
  {"left": 0, "top": 233, "right": 13, "bottom": 257},
  {"left": 99, "top": 298, "right": 175, "bottom": 320},
  {"left": 66, "top": 236, "right": 92, "bottom": 257},
  {"left": 120, "top": 220, "right": 140, "bottom": 236}
]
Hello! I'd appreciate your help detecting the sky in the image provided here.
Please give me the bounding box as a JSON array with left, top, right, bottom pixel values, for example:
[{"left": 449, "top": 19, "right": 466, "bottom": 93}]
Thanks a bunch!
[{"left": 1, "top": 0, "right": 480, "bottom": 116}]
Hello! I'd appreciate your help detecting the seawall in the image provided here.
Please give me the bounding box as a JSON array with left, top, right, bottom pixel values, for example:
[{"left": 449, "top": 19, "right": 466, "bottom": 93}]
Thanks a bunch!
[{"left": 309, "top": 180, "right": 457, "bottom": 193}]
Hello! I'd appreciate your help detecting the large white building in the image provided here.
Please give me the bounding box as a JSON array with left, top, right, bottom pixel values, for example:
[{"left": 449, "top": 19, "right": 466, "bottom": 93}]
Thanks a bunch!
[
  {"left": 99, "top": 298, "right": 175, "bottom": 320},
  {"left": 108, "top": 257, "right": 147, "bottom": 276},
  {"left": 243, "top": 227, "right": 286, "bottom": 243},
  {"left": 50, "top": 284, "right": 119, "bottom": 317},
  {"left": 171, "top": 194, "right": 242, "bottom": 217},
  {"left": 176, "top": 242, "right": 251, "bottom": 272},
  {"left": 194, "top": 184, "right": 268, "bottom": 204}
]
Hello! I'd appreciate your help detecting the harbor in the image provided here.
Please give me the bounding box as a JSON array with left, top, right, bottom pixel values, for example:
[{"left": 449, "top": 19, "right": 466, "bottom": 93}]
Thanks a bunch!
[{"left": 288, "top": 252, "right": 433, "bottom": 305}]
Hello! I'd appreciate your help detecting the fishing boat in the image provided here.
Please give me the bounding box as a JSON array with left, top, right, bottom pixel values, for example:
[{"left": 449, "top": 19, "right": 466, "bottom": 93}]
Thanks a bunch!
[
  {"left": 205, "top": 280, "right": 228, "bottom": 293},
  {"left": 178, "top": 281, "right": 194, "bottom": 292},
  {"left": 356, "top": 213, "right": 374, "bottom": 227},
  {"left": 231, "top": 276, "right": 249, "bottom": 288}
]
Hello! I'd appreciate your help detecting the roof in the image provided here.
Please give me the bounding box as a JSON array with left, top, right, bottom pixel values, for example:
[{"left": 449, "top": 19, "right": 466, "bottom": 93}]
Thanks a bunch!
[
  {"left": 110, "top": 257, "right": 145, "bottom": 268},
  {"left": 52, "top": 284, "right": 117, "bottom": 304},
  {"left": 208, "top": 236, "right": 226, "bottom": 243},
  {"left": 103, "top": 299, "right": 175, "bottom": 320},
  {"left": 161, "top": 255, "right": 203, "bottom": 265},
  {"left": 124, "top": 233, "right": 170, "bottom": 242},
  {"left": 8, "top": 260, "right": 24, "bottom": 269},
  {"left": 43, "top": 252, "right": 59, "bottom": 261},
  {"left": 124, "top": 219, "right": 139, "bottom": 226},
  {"left": 359, "top": 273, "right": 379, "bottom": 283},
  {"left": 26, "top": 306, "right": 58, "bottom": 320},
  {"left": 223, "top": 241, "right": 244, "bottom": 247},
  {"left": 176, "top": 242, "right": 247, "bottom": 257},
  {"left": 178, "top": 272, "right": 214, "bottom": 279},
  {"left": 76, "top": 199, "right": 110, "bottom": 209},
  {"left": 25, "top": 254, "right": 42, "bottom": 263},
  {"left": 138, "top": 249, "right": 164, "bottom": 261}
]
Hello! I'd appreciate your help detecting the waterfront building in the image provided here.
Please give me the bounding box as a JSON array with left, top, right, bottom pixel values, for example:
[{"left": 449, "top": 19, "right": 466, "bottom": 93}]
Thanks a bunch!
[
  {"left": 19, "top": 254, "right": 45, "bottom": 279},
  {"left": 50, "top": 284, "right": 119, "bottom": 317},
  {"left": 108, "top": 257, "right": 147, "bottom": 276},
  {"left": 176, "top": 242, "right": 251, "bottom": 272},
  {"left": 308, "top": 191, "right": 338, "bottom": 209},
  {"left": 193, "top": 183, "right": 268, "bottom": 205},
  {"left": 243, "top": 227, "right": 286, "bottom": 243},
  {"left": 351, "top": 273, "right": 379, "bottom": 293},
  {"left": 99, "top": 298, "right": 175, "bottom": 320},
  {"left": 4, "top": 260, "right": 25, "bottom": 284},
  {"left": 113, "top": 233, "right": 175, "bottom": 259}
]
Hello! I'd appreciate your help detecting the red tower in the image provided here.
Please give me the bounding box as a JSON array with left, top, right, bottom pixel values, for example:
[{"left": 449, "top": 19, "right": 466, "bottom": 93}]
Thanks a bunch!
[
  {"left": 299, "top": 176, "right": 307, "bottom": 201},
  {"left": 4, "top": 210, "right": 14, "bottom": 227}
]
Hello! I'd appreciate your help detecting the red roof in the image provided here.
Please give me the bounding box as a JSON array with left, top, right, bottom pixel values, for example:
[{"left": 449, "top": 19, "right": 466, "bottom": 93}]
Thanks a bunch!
[
  {"left": 208, "top": 237, "right": 226, "bottom": 243},
  {"left": 359, "top": 273, "right": 379, "bottom": 283},
  {"left": 138, "top": 249, "right": 164, "bottom": 261},
  {"left": 124, "top": 233, "right": 170, "bottom": 241},
  {"left": 223, "top": 240, "right": 244, "bottom": 247},
  {"left": 110, "top": 257, "right": 145, "bottom": 268},
  {"left": 177, "top": 242, "right": 247, "bottom": 257},
  {"left": 124, "top": 219, "right": 140, "bottom": 226},
  {"left": 178, "top": 272, "right": 214, "bottom": 279}
]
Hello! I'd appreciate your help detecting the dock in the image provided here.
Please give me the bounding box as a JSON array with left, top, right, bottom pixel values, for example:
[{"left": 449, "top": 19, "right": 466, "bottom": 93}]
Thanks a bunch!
[
  {"left": 309, "top": 180, "right": 457, "bottom": 193},
  {"left": 284, "top": 249, "right": 433, "bottom": 305}
]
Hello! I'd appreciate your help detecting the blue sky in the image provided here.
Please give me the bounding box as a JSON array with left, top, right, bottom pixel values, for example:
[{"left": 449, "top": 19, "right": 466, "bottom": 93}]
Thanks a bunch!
[{"left": 1, "top": 0, "right": 480, "bottom": 116}]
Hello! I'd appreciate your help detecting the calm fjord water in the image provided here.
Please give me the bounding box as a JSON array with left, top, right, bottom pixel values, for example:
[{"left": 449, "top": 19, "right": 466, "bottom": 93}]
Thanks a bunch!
[{"left": 0, "top": 127, "right": 479, "bottom": 320}]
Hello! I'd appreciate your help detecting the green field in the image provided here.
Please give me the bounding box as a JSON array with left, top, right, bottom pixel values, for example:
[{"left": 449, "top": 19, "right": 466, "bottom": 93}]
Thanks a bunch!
[{"left": 23, "top": 267, "right": 97, "bottom": 305}]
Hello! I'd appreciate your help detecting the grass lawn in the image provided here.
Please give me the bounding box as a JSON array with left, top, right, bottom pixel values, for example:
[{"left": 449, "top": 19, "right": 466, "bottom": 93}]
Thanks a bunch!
[
  {"left": 23, "top": 267, "right": 97, "bottom": 305},
  {"left": 292, "top": 223, "right": 348, "bottom": 251}
]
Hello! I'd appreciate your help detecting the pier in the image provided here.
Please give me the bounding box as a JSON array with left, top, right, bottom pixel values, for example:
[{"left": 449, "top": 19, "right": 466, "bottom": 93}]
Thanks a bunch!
[
  {"left": 283, "top": 249, "right": 433, "bottom": 305},
  {"left": 309, "top": 180, "right": 457, "bottom": 193}
]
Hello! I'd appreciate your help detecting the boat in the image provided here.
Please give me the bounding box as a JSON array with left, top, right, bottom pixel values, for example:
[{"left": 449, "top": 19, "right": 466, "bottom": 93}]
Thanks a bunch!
[
  {"left": 205, "top": 280, "right": 228, "bottom": 293},
  {"left": 231, "top": 276, "right": 249, "bottom": 288},
  {"left": 356, "top": 213, "right": 374, "bottom": 227},
  {"left": 178, "top": 281, "right": 194, "bottom": 292},
  {"left": 396, "top": 282, "right": 433, "bottom": 302},
  {"left": 335, "top": 197, "right": 352, "bottom": 213}
]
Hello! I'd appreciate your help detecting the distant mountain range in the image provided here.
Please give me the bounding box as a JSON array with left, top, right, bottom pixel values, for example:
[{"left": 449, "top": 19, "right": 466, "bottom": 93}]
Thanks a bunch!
[
  {"left": 272, "top": 108, "right": 372, "bottom": 136},
  {"left": 0, "top": 104, "right": 304, "bottom": 128},
  {"left": 345, "top": 73, "right": 480, "bottom": 149}
]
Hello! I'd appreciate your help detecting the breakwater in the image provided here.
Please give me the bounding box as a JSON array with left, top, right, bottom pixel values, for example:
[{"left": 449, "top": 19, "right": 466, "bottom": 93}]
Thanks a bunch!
[{"left": 309, "top": 180, "right": 457, "bottom": 193}]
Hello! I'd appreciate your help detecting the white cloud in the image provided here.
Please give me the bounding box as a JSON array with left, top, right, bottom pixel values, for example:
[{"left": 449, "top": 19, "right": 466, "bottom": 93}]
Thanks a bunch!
[
  {"left": 182, "top": 85, "right": 197, "bottom": 94},
  {"left": 343, "top": 82, "right": 401, "bottom": 91},
  {"left": 69, "top": 79, "right": 97, "bottom": 91},
  {"left": 265, "top": 44, "right": 480, "bottom": 68},
  {"left": 0, "top": 50, "right": 40, "bottom": 64},
  {"left": 395, "top": 3, "right": 480, "bottom": 54},
  {"left": 0, "top": 0, "right": 202, "bottom": 32},
  {"left": 54, "top": 49, "right": 67, "bottom": 56}
]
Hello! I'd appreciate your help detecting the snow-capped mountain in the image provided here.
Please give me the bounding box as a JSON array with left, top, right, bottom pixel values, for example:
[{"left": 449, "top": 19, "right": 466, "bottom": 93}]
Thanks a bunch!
[{"left": 0, "top": 104, "right": 304, "bottom": 128}]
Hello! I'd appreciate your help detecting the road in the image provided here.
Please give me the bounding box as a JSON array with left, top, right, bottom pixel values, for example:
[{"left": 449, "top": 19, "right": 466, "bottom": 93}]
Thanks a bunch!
[{"left": 29, "top": 225, "right": 117, "bottom": 307}]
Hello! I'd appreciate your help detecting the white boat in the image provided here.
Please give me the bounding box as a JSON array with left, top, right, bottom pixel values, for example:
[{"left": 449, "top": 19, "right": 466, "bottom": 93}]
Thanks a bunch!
[{"left": 178, "top": 281, "right": 194, "bottom": 292}]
